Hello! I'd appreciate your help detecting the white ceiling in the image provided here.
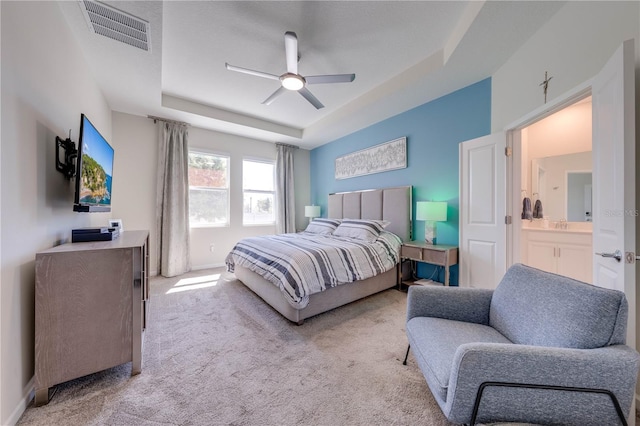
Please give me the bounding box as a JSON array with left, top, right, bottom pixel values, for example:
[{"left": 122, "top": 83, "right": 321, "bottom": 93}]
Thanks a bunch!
[{"left": 59, "top": 1, "right": 565, "bottom": 149}]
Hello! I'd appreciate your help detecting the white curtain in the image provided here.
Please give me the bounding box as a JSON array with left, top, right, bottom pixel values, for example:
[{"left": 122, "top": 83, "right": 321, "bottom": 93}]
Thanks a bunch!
[
  {"left": 275, "top": 143, "right": 297, "bottom": 234},
  {"left": 156, "top": 121, "right": 191, "bottom": 277}
]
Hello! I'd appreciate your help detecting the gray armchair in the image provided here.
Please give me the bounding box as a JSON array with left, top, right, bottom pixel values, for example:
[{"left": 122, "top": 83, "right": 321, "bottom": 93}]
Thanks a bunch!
[{"left": 404, "top": 263, "right": 639, "bottom": 425}]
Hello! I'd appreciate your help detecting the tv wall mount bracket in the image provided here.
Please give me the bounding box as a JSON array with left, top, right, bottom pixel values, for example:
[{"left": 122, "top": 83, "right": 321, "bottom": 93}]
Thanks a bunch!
[{"left": 55, "top": 130, "right": 77, "bottom": 179}]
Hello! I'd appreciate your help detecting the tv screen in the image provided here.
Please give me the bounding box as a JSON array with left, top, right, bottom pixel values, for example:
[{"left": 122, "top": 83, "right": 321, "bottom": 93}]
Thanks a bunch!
[{"left": 73, "top": 114, "right": 114, "bottom": 212}]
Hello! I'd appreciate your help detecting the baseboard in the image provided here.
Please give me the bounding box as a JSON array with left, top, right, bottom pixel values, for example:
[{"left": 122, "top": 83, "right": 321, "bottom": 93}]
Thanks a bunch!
[
  {"left": 191, "top": 263, "right": 226, "bottom": 271},
  {"left": 149, "top": 264, "right": 225, "bottom": 277},
  {"left": 5, "top": 376, "right": 34, "bottom": 426}
]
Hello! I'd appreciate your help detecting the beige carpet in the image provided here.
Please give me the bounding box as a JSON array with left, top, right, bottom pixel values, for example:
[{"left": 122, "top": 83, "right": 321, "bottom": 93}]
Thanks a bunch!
[{"left": 17, "top": 268, "right": 454, "bottom": 426}]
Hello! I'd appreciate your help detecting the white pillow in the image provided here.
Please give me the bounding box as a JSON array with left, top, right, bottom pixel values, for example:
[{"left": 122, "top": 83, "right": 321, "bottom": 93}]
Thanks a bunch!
[
  {"left": 332, "top": 219, "right": 390, "bottom": 242},
  {"left": 304, "top": 218, "right": 342, "bottom": 235}
]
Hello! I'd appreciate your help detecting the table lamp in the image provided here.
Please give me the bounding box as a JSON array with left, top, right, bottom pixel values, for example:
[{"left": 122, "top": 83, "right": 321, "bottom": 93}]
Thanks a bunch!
[
  {"left": 416, "top": 201, "right": 447, "bottom": 244},
  {"left": 304, "top": 205, "right": 321, "bottom": 224}
]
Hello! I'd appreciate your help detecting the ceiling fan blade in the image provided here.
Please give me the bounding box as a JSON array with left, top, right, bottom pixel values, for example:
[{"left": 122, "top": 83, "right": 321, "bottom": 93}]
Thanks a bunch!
[
  {"left": 262, "top": 86, "right": 287, "bottom": 105},
  {"left": 284, "top": 31, "right": 298, "bottom": 75},
  {"left": 225, "top": 63, "right": 280, "bottom": 81},
  {"left": 306, "top": 74, "right": 356, "bottom": 85},
  {"left": 299, "top": 87, "right": 324, "bottom": 109}
]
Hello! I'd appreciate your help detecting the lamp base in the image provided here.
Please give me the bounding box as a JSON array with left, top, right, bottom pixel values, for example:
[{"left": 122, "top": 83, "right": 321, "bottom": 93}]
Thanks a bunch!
[{"left": 425, "top": 221, "right": 437, "bottom": 245}]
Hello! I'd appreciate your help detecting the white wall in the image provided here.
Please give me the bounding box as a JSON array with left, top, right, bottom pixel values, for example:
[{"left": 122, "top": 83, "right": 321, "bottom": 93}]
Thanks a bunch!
[
  {"left": 526, "top": 99, "right": 592, "bottom": 160},
  {"left": 111, "top": 113, "right": 311, "bottom": 273},
  {"left": 1, "top": 2, "right": 112, "bottom": 424},
  {"left": 492, "top": 1, "right": 639, "bottom": 131}
]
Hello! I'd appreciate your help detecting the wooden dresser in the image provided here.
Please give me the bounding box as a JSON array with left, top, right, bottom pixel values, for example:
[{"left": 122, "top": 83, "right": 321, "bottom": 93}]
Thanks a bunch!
[{"left": 34, "top": 230, "right": 149, "bottom": 405}]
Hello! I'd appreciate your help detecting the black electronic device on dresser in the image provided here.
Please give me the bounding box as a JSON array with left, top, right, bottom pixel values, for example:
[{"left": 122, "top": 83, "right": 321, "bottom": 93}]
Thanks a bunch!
[{"left": 71, "top": 227, "right": 120, "bottom": 243}]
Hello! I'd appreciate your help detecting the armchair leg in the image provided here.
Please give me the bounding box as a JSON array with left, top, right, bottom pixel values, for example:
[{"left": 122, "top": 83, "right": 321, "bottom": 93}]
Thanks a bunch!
[
  {"left": 470, "top": 381, "right": 628, "bottom": 426},
  {"left": 402, "top": 344, "right": 410, "bottom": 365}
]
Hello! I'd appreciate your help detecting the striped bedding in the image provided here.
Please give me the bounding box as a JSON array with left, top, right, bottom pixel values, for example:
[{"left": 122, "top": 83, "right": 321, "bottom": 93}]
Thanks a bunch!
[{"left": 225, "top": 230, "right": 401, "bottom": 309}]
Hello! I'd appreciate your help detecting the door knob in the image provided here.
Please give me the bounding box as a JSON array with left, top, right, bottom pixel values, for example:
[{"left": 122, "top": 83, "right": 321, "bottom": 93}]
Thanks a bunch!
[{"left": 595, "top": 249, "right": 622, "bottom": 262}]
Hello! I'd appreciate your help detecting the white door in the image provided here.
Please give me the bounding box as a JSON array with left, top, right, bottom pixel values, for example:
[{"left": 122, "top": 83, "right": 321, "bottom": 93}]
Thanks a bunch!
[
  {"left": 592, "top": 39, "right": 635, "bottom": 346},
  {"left": 459, "top": 133, "right": 506, "bottom": 289}
]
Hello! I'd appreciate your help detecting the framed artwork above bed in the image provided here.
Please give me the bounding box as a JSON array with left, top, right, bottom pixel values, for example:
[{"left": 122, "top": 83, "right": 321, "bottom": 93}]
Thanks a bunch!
[{"left": 335, "top": 137, "right": 407, "bottom": 180}]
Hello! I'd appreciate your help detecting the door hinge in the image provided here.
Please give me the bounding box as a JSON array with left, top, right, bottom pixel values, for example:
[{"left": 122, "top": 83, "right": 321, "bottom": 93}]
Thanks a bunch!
[
  {"left": 505, "top": 215, "right": 512, "bottom": 225},
  {"left": 505, "top": 146, "right": 512, "bottom": 157}
]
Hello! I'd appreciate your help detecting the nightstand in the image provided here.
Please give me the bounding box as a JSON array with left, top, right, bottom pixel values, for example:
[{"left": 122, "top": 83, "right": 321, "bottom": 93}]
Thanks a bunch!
[{"left": 399, "top": 241, "right": 458, "bottom": 288}]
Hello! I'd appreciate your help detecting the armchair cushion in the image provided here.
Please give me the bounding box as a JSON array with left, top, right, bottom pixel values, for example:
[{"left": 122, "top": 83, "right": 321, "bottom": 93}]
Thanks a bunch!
[
  {"left": 490, "top": 264, "right": 628, "bottom": 348},
  {"left": 406, "top": 317, "right": 511, "bottom": 403},
  {"left": 406, "top": 285, "right": 493, "bottom": 325}
]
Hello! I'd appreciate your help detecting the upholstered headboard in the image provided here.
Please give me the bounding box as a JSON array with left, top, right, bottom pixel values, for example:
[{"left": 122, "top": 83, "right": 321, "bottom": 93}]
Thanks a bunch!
[{"left": 327, "top": 186, "right": 412, "bottom": 242}]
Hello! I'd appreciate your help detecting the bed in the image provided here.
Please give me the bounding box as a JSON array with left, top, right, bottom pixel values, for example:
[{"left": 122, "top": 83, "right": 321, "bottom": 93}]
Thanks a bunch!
[{"left": 226, "top": 186, "right": 412, "bottom": 324}]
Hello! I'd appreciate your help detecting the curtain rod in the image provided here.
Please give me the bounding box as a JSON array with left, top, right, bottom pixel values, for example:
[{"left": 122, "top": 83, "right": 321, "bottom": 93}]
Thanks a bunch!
[
  {"left": 275, "top": 142, "right": 299, "bottom": 149},
  {"left": 147, "top": 115, "right": 190, "bottom": 126}
]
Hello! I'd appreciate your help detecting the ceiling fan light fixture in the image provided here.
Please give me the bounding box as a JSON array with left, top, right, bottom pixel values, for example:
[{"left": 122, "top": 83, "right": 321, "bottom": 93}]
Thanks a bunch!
[
  {"left": 225, "top": 31, "right": 355, "bottom": 109},
  {"left": 281, "top": 73, "right": 305, "bottom": 91}
]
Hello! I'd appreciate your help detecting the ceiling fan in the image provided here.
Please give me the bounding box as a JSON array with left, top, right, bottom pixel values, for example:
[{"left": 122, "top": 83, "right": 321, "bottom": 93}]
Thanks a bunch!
[{"left": 225, "top": 31, "right": 356, "bottom": 110}]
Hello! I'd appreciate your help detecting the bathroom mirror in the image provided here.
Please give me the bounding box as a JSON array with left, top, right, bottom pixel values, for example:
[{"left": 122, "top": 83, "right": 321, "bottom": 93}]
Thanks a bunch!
[{"left": 531, "top": 151, "right": 592, "bottom": 222}]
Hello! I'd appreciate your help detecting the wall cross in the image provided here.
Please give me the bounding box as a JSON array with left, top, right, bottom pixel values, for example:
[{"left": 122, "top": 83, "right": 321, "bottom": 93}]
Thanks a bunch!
[{"left": 539, "top": 71, "right": 553, "bottom": 103}]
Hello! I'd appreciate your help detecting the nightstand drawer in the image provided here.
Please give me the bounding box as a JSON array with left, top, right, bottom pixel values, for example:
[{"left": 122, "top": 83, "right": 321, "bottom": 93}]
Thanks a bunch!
[
  {"left": 401, "top": 245, "right": 422, "bottom": 260},
  {"left": 422, "top": 249, "right": 446, "bottom": 265}
]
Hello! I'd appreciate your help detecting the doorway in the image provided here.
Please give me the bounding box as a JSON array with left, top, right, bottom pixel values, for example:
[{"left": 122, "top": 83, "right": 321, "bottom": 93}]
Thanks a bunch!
[{"left": 514, "top": 96, "right": 593, "bottom": 283}]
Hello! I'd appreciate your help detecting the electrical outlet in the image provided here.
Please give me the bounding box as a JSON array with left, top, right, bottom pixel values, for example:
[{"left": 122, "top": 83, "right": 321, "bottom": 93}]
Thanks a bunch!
[{"left": 209, "top": 243, "right": 215, "bottom": 252}]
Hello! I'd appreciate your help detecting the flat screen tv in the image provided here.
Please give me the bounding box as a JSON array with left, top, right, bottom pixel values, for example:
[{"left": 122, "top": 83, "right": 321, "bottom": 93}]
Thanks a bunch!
[{"left": 73, "top": 114, "right": 114, "bottom": 212}]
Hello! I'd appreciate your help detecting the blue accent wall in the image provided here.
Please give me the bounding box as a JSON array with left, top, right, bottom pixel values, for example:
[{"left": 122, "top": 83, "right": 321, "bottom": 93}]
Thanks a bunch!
[{"left": 309, "top": 78, "right": 491, "bottom": 285}]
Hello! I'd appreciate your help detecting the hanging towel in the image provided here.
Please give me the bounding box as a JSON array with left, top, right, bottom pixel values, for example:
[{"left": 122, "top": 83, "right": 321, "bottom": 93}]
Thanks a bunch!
[
  {"left": 533, "top": 199, "right": 543, "bottom": 219},
  {"left": 521, "top": 197, "right": 532, "bottom": 220}
]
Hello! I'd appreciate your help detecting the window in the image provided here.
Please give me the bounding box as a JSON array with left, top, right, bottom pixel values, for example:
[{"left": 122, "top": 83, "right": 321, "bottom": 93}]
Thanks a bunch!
[
  {"left": 243, "top": 159, "right": 275, "bottom": 225},
  {"left": 188, "top": 151, "right": 229, "bottom": 227}
]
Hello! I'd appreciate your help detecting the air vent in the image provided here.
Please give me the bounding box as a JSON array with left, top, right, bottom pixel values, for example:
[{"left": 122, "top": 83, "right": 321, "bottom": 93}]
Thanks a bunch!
[{"left": 79, "top": 0, "right": 151, "bottom": 52}]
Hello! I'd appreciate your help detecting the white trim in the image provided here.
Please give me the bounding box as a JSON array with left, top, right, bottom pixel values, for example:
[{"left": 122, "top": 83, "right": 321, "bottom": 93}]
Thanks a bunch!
[
  {"left": 242, "top": 155, "right": 274, "bottom": 164},
  {"left": 188, "top": 147, "right": 231, "bottom": 158},
  {"left": 191, "top": 262, "right": 226, "bottom": 271}
]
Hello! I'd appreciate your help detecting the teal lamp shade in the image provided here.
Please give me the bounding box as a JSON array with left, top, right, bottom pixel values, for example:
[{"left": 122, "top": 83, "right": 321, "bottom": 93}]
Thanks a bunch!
[{"left": 416, "top": 201, "right": 447, "bottom": 244}]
